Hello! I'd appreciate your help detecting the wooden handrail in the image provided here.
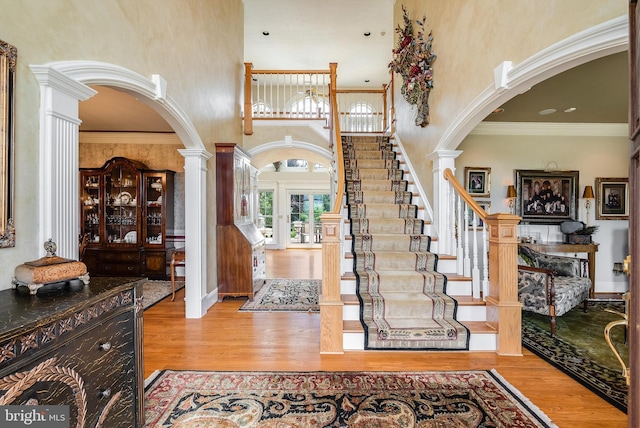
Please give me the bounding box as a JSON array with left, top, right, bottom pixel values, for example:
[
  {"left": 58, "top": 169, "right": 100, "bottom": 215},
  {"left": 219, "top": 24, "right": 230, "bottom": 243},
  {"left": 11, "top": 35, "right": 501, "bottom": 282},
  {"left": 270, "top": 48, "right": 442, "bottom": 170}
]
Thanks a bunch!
[
  {"left": 329, "top": 63, "right": 344, "bottom": 213},
  {"left": 443, "top": 167, "right": 488, "bottom": 223}
]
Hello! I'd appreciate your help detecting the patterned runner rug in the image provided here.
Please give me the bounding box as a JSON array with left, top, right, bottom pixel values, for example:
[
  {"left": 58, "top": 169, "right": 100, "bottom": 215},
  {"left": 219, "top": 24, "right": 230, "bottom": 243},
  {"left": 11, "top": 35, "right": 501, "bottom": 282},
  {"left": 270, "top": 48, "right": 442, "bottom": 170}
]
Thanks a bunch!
[
  {"left": 344, "top": 135, "right": 468, "bottom": 350},
  {"left": 239, "top": 278, "right": 320, "bottom": 312},
  {"left": 144, "top": 369, "right": 557, "bottom": 427},
  {"left": 143, "top": 280, "right": 185, "bottom": 310},
  {"left": 522, "top": 300, "right": 628, "bottom": 412}
]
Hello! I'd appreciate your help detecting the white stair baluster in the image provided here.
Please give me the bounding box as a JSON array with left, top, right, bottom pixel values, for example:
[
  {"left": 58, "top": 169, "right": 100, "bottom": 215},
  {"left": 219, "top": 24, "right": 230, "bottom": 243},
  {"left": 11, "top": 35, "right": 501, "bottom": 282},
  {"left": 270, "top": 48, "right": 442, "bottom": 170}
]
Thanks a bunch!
[
  {"left": 456, "top": 195, "right": 464, "bottom": 275},
  {"left": 471, "top": 211, "right": 480, "bottom": 299},
  {"left": 463, "top": 202, "right": 471, "bottom": 277},
  {"left": 482, "top": 221, "right": 489, "bottom": 300}
]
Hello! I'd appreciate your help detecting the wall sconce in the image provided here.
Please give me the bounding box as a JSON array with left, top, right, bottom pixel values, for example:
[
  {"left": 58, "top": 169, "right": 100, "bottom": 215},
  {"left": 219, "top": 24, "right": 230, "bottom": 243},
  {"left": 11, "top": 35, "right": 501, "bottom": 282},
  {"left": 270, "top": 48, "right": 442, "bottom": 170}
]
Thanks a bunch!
[
  {"left": 506, "top": 185, "right": 517, "bottom": 214},
  {"left": 582, "top": 185, "right": 595, "bottom": 225}
]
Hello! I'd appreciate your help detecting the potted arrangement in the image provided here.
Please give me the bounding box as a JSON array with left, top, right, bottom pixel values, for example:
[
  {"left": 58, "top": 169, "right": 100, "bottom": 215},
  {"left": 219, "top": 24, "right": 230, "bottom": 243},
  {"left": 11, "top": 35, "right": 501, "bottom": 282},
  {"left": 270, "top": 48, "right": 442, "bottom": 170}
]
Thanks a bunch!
[{"left": 561, "top": 220, "right": 598, "bottom": 244}]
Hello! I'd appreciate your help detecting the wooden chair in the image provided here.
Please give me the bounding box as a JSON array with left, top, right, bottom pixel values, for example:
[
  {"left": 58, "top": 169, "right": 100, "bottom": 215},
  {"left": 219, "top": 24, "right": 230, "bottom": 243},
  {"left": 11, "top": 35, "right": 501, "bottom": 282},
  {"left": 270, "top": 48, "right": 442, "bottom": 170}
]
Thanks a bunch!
[
  {"left": 170, "top": 247, "right": 185, "bottom": 301},
  {"left": 518, "top": 244, "right": 591, "bottom": 336}
]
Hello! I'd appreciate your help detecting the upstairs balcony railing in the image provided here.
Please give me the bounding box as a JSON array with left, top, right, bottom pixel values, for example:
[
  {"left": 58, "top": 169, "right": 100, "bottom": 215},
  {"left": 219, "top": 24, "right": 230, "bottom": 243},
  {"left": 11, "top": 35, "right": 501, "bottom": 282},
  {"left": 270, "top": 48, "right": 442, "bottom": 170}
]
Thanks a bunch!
[{"left": 243, "top": 62, "right": 393, "bottom": 136}]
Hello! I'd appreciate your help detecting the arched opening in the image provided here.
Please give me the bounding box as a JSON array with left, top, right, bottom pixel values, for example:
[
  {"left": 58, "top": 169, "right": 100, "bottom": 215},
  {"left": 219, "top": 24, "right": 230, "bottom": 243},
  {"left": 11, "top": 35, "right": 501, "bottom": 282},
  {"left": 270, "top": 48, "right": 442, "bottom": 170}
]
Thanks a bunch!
[{"left": 31, "top": 61, "right": 211, "bottom": 318}]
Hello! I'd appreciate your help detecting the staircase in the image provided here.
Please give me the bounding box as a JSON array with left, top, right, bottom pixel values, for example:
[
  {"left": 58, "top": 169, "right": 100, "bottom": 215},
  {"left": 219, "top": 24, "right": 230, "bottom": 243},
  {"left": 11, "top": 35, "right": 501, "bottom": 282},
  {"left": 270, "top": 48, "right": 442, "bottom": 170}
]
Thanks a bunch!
[{"left": 338, "top": 135, "right": 497, "bottom": 351}]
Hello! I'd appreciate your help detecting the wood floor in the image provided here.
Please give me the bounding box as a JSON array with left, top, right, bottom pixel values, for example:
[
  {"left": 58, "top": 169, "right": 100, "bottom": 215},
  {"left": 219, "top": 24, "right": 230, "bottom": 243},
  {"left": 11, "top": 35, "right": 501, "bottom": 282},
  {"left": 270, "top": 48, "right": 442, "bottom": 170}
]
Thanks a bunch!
[{"left": 144, "top": 249, "right": 627, "bottom": 427}]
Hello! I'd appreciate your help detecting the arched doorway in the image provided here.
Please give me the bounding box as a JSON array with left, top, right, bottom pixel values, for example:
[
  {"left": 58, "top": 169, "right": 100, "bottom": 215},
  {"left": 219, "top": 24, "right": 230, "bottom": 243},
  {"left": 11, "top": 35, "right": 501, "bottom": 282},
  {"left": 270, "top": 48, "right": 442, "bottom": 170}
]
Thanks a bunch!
[{"left": 30, "top": 61, "right": 211, "bottom": 318}]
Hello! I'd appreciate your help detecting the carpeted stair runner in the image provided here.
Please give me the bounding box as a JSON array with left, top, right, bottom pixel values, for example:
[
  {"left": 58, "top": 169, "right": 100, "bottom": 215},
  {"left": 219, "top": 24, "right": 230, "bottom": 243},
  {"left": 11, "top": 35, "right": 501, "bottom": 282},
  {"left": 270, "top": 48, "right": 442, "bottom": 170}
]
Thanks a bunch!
[{"left": 343, "top": 135, "right": 469, "bottom": 350}]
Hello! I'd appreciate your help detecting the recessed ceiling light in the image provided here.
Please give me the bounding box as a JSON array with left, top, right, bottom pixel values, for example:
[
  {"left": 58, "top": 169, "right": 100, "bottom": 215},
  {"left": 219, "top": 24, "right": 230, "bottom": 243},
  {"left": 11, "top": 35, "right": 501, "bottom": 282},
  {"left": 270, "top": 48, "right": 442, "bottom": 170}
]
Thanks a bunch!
[
  {"left": 364, "top": 32, "right": 371, "bottom": 37},
  {"left": 538, "top": 108, "right": 557, "bottom": 115},
  {"left": 262, "top": 31, "right": 270, "bottom": 36},
  {"left": 492, "top": 108, "right": 504, "bottom": 114},
  {"left": 564, "top": 107, "right": 577, "bottom": 113}
]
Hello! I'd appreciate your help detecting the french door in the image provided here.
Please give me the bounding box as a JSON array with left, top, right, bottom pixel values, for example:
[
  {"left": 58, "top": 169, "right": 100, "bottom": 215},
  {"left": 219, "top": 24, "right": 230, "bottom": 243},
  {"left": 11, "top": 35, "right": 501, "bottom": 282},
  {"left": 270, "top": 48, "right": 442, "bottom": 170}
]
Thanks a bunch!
[{"left": 287, "top": 192, "right": 330, "bottom": 248}]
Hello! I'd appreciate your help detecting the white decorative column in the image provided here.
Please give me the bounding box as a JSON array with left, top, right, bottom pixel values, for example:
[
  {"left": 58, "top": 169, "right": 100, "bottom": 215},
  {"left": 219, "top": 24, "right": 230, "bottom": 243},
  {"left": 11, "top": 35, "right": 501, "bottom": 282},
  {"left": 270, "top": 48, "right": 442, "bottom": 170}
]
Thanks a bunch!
[
  {"left": 178, "top": 148, "right": 213, "bottom": 318},
  {"left": 428, "top": 150, "right": 462, "bottom": 255},
  {"left": 30, "top": 65, "right": 97, "bottom": 259}
]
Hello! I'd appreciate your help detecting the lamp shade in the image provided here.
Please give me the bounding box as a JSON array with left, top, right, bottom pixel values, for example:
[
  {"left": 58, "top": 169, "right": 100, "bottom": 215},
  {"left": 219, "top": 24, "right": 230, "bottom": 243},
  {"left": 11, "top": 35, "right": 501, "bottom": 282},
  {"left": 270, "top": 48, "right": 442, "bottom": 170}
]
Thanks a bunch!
[
  {"left": 506, "top": 185, "right": 517, "bottom": 198},
  {"left": 582, "top": 185, "right": 595, "bottom": 199}
]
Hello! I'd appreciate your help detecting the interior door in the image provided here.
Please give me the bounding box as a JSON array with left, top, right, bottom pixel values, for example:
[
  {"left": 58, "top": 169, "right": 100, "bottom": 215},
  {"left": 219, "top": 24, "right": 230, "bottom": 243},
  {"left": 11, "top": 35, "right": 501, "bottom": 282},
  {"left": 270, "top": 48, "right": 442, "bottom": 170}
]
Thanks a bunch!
[
  {"left": 628, "top": 1, "right": 639, "bottom": 425},
  {"left": 287, "top": 192, "right": 330, "bottom": 248}
]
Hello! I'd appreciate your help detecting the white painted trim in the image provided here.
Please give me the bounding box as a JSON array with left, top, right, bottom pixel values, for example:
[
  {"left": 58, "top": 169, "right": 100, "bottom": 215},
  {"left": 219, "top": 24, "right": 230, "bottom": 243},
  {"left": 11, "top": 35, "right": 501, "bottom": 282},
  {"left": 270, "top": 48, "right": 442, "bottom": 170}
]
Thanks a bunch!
[
  {"left": 471, "top": 122, "right": 628, "bottom": 137},
  {"left": 437, "top": 15, "right": 628, "bottom": 151},
  {"left": 32, "top": 60, "right": 212, "bottom": 319},
  {"left": 46, "top": 60, "right": 207, "bottom": 152},
  {"left": 393, "top": 133, "right": 434, "bottom": 222}
]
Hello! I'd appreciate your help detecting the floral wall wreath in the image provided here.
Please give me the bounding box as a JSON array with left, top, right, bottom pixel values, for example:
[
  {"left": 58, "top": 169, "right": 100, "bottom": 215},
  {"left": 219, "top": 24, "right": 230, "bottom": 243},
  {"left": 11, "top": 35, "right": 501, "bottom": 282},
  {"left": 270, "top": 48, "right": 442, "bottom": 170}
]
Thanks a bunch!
[{"left": 388, "top": 5, "right": 436, "bottom": 128}]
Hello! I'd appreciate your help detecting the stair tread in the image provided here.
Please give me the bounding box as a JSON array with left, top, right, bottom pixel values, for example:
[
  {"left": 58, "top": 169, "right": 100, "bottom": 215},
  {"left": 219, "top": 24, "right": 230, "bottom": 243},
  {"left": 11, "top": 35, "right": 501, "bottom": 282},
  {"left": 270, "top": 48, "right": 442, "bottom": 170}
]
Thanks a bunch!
[
  {"left": 341, "top": 293, "right": 484, "bottom": 306},
  {"left": 343, "top": 320, "right": 496, "bottom": 334},
  {"left": 443, "top": 273, "right": 472, "bottom": 281}
]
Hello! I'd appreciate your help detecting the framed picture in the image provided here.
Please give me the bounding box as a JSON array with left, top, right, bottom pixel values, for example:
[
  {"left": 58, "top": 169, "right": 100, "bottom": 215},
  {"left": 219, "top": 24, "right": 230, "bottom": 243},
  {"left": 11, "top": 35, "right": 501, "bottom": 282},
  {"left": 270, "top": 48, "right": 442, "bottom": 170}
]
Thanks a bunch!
[
  {"left": 467, "top": 201, "right": 490, "bottom": 229},
  {"left": 595, "top": 177, "right": 628, "bottom": 220},
  {"left": 465, "top": 167, "right": 491, "bottom": 197},
  {"left": 515, "top": 169, "right": 579, "bottom": 224}
]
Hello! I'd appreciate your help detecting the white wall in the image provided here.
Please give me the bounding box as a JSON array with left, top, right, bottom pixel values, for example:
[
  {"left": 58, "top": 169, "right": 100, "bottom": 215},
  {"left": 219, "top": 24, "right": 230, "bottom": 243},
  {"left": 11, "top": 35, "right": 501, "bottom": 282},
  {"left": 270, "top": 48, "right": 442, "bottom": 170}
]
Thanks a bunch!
[{"left": 456, "top": 124, "right": 629, "bottom": 294}]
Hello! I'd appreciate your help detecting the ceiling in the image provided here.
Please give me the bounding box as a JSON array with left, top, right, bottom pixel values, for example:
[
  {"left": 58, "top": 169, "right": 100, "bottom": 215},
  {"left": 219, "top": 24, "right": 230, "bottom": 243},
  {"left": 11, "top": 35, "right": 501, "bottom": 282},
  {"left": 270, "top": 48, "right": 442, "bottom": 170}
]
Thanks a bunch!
[{"left": 78, "top": 2, "right": 628, "bottom": 133}]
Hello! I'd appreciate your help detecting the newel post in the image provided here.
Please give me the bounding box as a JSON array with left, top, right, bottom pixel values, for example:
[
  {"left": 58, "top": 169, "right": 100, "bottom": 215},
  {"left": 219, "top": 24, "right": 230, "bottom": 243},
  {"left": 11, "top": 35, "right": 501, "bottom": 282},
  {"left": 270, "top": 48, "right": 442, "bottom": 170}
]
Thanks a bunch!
[
  {"left": 484, "top": 213, "right": 522, "bottom": 356},
  {"left": 320, "top": 213, "right": 344, "bottom": 354},
  {"left": 243, "top": 62, "right": 253, "bottom": 135}
]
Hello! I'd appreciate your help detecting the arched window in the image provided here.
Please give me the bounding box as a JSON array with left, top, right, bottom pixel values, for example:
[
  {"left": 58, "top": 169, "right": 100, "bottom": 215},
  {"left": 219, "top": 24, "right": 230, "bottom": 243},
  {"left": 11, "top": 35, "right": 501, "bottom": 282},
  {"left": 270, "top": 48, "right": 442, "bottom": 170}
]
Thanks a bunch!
[
  {"left": 252, "top": 101, "right": 272, "bottom": 117},
  {"left": 348, "top": 102, "right": 376, "bottom": 132},
  {"left": 290, "top": 93, "right": 329, "bottom": 118}
]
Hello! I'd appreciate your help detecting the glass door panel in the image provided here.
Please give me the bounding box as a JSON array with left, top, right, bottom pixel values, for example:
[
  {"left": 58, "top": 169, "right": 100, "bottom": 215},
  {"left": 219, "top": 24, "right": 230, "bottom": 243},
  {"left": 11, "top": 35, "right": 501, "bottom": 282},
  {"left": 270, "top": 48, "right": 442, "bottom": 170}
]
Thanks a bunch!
[
  {"left": 105, "top": 164, "right": 138, "bottom": 245},
  {"left": 289, "top": 193, "right": 310, "bottom": 245},
  {"left": 288, "top": 192, "right": 330, "bottom": 247},
  {"left": 258, "top": 190, "right": 274, "bottom": 244},
  {"left": 81, "top": 173, "right": 101, "bottom": 244},
  {"left": 144, "top": 173, "right": 165, "bottom": 246}
]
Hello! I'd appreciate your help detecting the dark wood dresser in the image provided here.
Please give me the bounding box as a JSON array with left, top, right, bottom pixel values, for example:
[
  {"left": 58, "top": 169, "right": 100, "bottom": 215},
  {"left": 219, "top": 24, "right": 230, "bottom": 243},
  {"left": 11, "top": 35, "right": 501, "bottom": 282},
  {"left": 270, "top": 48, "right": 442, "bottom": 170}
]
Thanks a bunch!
[{"left": 0, "top": 277, "right": 145, "bottom": 427}]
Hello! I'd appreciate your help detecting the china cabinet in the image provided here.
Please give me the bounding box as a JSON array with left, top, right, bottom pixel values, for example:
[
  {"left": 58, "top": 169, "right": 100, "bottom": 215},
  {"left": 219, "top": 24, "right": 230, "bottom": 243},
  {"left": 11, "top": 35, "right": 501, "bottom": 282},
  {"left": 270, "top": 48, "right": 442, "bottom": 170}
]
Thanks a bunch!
[
  {"left": 80, "top": 157, "right": 174, "bottom": 279},
  {"left": 216, "top": 143, "right": 266, "bottom": 301}
]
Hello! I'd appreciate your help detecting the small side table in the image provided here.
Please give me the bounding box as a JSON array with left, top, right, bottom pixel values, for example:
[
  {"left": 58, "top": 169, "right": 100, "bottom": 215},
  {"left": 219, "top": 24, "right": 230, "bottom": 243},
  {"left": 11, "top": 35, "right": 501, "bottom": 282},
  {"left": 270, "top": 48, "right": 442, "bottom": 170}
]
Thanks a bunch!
[{"left": 170, "top": 247, "right": 185, "bottom": 301}]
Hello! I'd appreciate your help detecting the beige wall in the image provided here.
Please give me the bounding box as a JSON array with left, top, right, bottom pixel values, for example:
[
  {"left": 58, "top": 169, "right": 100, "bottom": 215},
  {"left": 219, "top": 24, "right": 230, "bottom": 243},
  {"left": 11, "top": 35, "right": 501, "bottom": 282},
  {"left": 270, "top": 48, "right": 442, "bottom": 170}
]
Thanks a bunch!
[
  {"left": 457, "top": 128, "right": 629, "bottom": 293},
  {"left": 0, "top": 0, "right": 243, "bottom": 287},
  {"left": 393, "top": 0, "right": 627, "bottom": 201}
]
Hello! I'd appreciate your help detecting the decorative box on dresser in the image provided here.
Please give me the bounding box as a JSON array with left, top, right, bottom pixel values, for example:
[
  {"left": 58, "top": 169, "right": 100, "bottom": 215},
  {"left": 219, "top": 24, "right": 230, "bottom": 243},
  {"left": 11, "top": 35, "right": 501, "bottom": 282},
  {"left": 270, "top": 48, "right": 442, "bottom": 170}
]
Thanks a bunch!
[
  {"left": 215, "top": 143, "right": 266, "bottom": 301},
  {"left": 0, "top": 277, "right": 145, "bottom": 427},
  {"left": 80, "top": 157, "right": 175, "bottom": 279}
]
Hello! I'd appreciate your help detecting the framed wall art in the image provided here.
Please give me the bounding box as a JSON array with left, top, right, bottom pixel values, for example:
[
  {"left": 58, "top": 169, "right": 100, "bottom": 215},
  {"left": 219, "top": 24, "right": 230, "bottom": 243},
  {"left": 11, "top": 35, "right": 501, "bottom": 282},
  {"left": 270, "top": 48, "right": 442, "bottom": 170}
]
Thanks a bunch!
[
  {"left": 464, "top": 167, "right": 491, "bottom": 197},
  {"left": 515, "top": 169, "right": 579, "bottom": 224},
  {"left": 595, "top": 177, "right": 628, "bottom": 220},
  {"left": 0, "top": 39, "right": 16, "bottom": 248}
]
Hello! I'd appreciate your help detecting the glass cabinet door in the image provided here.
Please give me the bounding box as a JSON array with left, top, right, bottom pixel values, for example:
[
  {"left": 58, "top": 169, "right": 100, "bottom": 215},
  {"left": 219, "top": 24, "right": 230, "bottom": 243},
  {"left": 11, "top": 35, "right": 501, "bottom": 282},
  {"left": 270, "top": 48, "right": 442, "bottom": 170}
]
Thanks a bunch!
[
  {"left": 81, "top": 173, "right": 101, "bottom": 244},
  {"left": 105, "top": 164, "right": 139, "bottom": 245},
  {"left": 144, "top": 173, "right": 165, "bottom": 245}
]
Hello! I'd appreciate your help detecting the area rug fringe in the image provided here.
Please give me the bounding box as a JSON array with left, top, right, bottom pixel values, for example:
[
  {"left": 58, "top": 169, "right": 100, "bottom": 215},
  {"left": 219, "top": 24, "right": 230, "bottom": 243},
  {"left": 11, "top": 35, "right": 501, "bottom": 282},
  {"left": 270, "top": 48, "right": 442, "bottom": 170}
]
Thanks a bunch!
[{"left": 489, "top": 369, "right": 558, "bottom": 428}]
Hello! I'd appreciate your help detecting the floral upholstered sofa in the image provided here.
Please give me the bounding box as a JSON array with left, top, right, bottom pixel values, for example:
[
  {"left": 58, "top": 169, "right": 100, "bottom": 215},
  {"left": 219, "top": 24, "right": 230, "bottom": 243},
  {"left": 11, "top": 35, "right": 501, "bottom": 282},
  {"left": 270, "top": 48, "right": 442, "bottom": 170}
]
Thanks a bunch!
[{"left": 518, "top": 244, "right": 591, "bottom": 336}]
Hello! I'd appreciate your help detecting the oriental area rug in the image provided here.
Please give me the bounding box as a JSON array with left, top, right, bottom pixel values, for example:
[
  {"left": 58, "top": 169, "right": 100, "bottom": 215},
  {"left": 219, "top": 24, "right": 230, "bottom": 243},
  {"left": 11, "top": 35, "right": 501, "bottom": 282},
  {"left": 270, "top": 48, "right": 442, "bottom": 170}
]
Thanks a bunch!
[
  {"left": 344, "top": 135, "right": 468, "bottom": 350},
  {"left": 239, "top": 278, "right": 320, "bottom": 312},
  {"left": 522, "top": 300, "right": 628, "bottom": 412},
  {"left": 144, "top": 370, "right": 557, "bottom": 427},
  {"left": 143, "top": 280, "right": 185, "bottom": 309}
]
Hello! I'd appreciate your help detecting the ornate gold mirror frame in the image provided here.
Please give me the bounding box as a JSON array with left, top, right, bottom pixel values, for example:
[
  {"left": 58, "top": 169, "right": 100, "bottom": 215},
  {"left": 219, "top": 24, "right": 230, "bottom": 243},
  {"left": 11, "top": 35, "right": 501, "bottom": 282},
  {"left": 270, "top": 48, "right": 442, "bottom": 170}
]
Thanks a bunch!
[{"left": 0, "top": 39, "right": 16, "bottom": 248}]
